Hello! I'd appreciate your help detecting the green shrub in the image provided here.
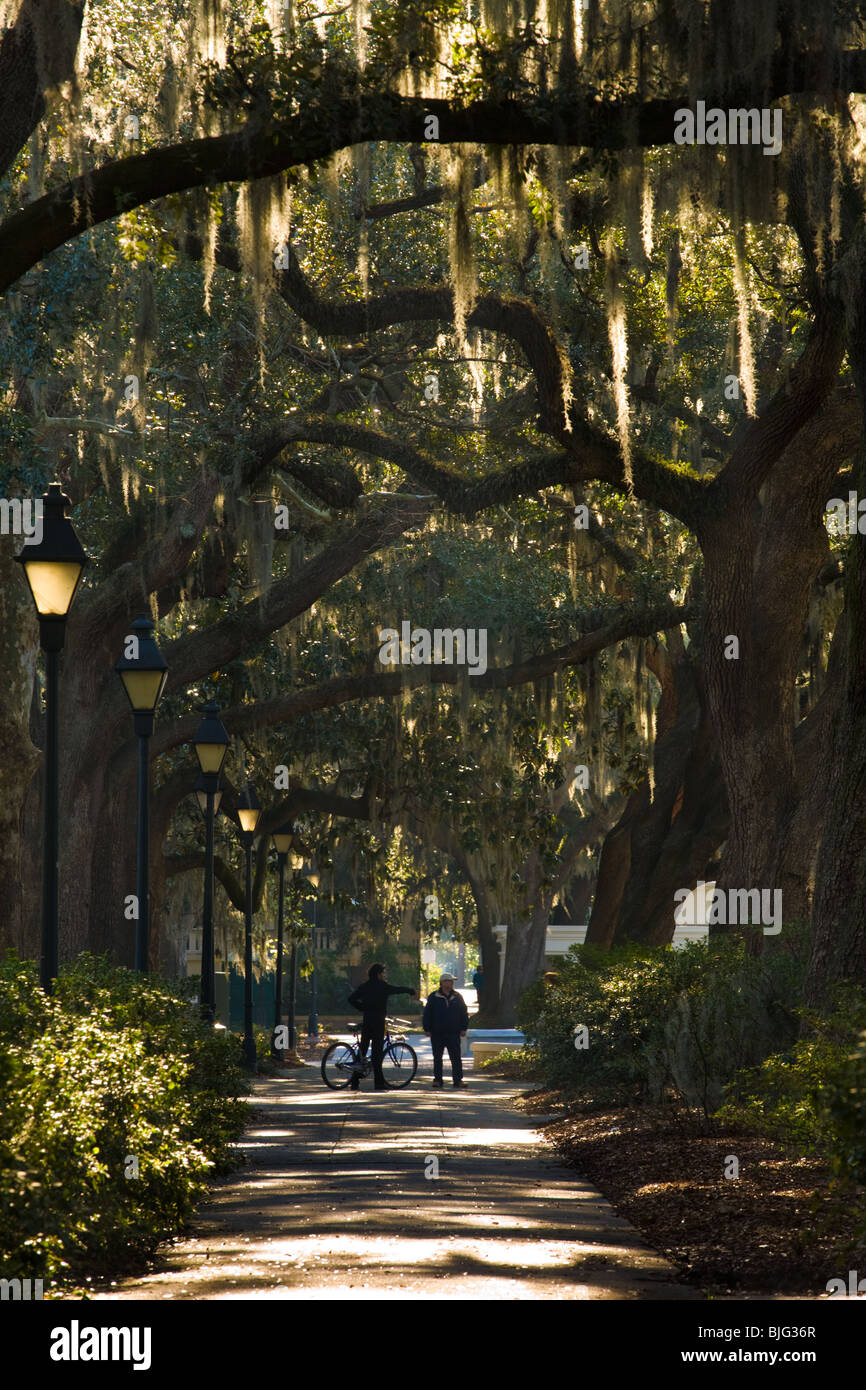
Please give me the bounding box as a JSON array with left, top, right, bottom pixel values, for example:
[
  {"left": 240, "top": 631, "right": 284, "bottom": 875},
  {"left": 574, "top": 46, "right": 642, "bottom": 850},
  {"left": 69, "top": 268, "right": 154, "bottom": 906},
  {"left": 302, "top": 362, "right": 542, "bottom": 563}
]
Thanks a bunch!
[
  {"left": 477, "top": 1045, "right": 542, "bottom": 1080},
  {"left": 715, "top": 1035, "right": 845, "bottom": 1148},
  {"left": 827, "top": 1029, "right": 866, "bottom": 1187},
  {"left": 717, "top": 990, "right": 866, "bottom": 1187},
  {"left": 517, "top": 935, "right": 806, "bottom": 1115},
  {"left": 0, "top": 951, "right": 248, "bottom": 1283},
  {"left": 249, "top": 1023, "right": 282, "bottom": 1073}
]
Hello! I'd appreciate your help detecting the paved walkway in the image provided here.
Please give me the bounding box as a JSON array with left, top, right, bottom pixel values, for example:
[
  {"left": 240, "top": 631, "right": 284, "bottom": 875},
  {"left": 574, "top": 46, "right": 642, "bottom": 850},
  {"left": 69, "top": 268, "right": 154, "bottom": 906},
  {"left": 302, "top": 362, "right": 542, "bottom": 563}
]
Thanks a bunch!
[{"left": 93, "top": 1048, "right": 698, "bottom": 1301}]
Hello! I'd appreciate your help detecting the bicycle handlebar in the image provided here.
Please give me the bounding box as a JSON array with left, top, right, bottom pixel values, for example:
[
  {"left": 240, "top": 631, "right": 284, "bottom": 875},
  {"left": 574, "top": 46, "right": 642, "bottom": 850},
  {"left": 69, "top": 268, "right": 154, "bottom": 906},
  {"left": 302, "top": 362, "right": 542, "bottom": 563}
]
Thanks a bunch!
[{"left": 347, "top": 1016, "right": 412, "bottom": 1031}]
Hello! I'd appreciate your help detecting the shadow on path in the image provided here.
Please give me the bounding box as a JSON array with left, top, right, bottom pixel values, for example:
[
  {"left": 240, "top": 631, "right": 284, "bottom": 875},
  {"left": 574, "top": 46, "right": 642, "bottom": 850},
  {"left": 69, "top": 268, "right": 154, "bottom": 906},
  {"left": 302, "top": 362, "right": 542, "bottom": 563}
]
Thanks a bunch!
[{"left": 90, "top": 1061, "right": 699, "bottom": 1301}]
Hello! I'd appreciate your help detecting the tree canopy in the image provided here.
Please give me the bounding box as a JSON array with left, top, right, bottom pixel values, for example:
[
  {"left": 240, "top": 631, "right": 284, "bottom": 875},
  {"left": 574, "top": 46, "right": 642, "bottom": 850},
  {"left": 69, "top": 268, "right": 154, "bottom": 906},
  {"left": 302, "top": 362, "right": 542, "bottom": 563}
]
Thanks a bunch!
[{"left": 2, "top": 0, "right": 866, "bottom": 1020}]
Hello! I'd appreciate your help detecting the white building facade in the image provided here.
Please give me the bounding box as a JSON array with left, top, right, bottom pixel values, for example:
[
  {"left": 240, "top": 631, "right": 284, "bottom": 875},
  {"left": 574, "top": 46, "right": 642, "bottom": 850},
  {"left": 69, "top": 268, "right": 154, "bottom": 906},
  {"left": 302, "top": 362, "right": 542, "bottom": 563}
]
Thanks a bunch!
[{"left": 492, "top": 888, "right": 713, "bottom": 989}]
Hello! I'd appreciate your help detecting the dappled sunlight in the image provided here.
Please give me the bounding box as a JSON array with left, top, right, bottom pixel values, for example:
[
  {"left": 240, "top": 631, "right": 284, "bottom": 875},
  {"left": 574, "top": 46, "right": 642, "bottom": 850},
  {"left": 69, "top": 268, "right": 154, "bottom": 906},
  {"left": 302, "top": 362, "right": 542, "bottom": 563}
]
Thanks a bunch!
[
  {"left": 107, "top": 1232, "right": 646, "bottom": 1284},
  {"left": 253, "top": 1090, "right": 355, "bottom": 1109},
  {"left": 333, "top": 1137, "right": 449, "bottom": 1154},
  {"left": 239, "top": 1132, "right": 302, "bottom": 1143},
  {"left": 439, "top": 1127, "right": 543, "bottom": 1147},
  {"left": 633, "top": 1182, "right": 692, "bottom": 1197},
  {"left": 98, "top": 1072, "right": 697, "bottom": 1301}
]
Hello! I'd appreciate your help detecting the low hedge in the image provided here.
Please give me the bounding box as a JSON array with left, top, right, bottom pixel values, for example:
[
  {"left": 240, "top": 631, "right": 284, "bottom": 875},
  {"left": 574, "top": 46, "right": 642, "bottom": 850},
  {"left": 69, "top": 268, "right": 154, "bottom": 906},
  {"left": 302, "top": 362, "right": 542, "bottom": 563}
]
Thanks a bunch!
[
  {"left": 477, "top": 1045, "right": 542, "bottom": 1080},
  {"left": 0, "top": 951, "right": 248, "bottom": 1283},
  {"left": 717, "top": 989, "right": 866, "bottom": 1190},
  {"left": 518, "top": 934, "right": 866, "bottom": 1194},
  {"left": 517, "top": 935, "right": 806, "bottom": 1115}
]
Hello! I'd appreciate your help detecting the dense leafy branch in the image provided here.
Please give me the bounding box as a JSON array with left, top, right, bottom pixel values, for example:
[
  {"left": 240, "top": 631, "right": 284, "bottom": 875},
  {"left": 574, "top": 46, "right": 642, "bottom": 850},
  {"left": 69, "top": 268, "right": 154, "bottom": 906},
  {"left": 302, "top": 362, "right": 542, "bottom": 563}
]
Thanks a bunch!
[
  {"left": 160, "top": 491, "right": 433, "bottom": 694},
  {"left": 150, "top": 598, "right": 696, "bottom": 761},
  {"left": 74, "top": 473, "right": 223, "bottom": 649},
  {"left": 4, "top": 51, "right": 866, "bottom": 292},
  {"left": 256, "top": 248, "right": 711, "bottom": 525},
  {"left": 544, "top": 492, "right": 638, "bottom": 571}
]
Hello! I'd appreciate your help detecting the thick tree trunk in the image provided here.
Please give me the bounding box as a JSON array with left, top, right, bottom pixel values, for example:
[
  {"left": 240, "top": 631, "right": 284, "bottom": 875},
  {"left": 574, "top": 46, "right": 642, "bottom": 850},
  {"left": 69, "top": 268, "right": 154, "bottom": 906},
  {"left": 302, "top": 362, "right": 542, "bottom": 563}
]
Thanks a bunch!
[
  {"left": 623, "top": 635, "right": 728, "bottom": 945},
  {"left": 806, "top": 317, "right": 866, "bottom": 1005},
  {"left": 807, "top": 601, "right": 866, "bottom": 1005},
  {"left": 456, "top": 857, "right": 502, "bottom": 1024},
  {"left": 0, "top": 0, "right": 85, "bottom": 182},
  {"left": 0, "top": 544, "right": 41, "bottom": 954},
  {"left": 32, "top": 597, "right": 140, "bottom": 968},
  {"left": 458, "top": 851, "right": 551, "bottom": 1026},
  {"left": 495, "top": 904, "right": 551, "bottom": 1025},
  {"left": 622, "top": 718, "right": 728, "bottom": 946},
  {"left": 703, "top": 391, "right": 855, "bottom": 940},
  {"left": 587, "top": 632, "right": 728, "bottom": 949},
  {"left": 479, "top": 826, "right": 601, "bottom": 1023},
  {"left": 560, "top": 871, "right": 594, "bottom": 924},
  {"left": 585, "top": 805, "right": 634, "bottom": 950}
]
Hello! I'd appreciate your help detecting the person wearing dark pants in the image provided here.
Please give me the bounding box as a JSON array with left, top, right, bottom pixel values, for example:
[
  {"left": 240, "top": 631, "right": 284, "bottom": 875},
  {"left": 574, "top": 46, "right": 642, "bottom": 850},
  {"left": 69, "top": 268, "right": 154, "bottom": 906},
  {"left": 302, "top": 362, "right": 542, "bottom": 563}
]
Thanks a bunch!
[
  {"left": 423, "top": 972, "right": 470, "bottom": 1088},
  {"left": 347, "top": 962, "right": 416, "bottom": 1090}
]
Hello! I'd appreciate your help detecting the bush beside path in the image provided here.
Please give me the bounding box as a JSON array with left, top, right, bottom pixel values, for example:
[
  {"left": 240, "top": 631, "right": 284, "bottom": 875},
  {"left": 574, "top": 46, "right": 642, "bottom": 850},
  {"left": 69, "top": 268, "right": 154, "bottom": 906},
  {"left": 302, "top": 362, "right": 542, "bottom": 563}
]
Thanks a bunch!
[{"left": 0, "top": 952, "right": 247, "bottom": 1289}]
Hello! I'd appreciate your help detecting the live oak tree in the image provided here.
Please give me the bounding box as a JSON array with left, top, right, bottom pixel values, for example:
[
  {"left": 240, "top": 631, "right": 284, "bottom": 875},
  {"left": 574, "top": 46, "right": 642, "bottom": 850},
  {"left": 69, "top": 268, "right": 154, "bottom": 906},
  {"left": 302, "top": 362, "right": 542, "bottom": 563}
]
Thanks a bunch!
[
  {"left": 0, "top": 123, "right": 692, "bottom": 1017},
  {"left": 203, "top": 519, "right": 679, "bottom": 1021},
  {"left": 3, "top": 0, "right": 866, "bottom": 1017}
]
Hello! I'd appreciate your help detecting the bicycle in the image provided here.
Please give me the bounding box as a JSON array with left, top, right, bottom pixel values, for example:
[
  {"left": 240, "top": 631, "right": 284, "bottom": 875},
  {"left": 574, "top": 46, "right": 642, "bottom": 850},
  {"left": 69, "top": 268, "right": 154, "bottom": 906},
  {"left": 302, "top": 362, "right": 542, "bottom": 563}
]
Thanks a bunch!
[{"left": 320, "top": 1017, "right": 418, "bottom": 1089}]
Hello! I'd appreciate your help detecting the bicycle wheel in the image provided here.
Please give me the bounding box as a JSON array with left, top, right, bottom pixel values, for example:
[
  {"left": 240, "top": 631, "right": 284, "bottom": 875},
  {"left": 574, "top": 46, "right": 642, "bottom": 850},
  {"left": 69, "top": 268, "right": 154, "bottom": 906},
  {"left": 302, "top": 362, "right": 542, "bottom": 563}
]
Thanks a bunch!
[
  {"left": 381, "top": 1041, "right": 417, "bottom": 1088},
  {"left": 321, "top": 1041, "right": 359, "bottom": 1089}
]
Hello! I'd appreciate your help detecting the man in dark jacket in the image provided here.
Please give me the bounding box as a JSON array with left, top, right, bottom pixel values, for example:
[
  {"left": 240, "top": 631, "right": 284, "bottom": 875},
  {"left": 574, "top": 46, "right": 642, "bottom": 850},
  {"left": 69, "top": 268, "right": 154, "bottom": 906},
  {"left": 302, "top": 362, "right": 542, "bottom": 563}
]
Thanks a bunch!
[
  {"left": 423, "top": 972, "right": 470, "bottom": 1088},
  {"left": 347, "top": 963, "right": 416, "bottom": 1090}
]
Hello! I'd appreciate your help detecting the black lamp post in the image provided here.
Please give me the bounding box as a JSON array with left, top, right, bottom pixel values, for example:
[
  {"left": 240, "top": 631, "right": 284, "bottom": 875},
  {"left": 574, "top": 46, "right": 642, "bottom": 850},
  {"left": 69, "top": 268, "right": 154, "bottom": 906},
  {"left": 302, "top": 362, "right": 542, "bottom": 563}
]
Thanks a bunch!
[
  {"left": 115, "top": 616, "right": 167, "bottom": 973},
  {"left": 194, "top": 771, "right": 223, "bottom": 819},
  {"left": 236, "top": 781, "right": 262, "bottom": 1070},
  {"left": 192, "top": 704, "right": 229, "bottom": 1022},
  {"left": 15, "top": 482, "right": 88, "bottom": 994},
  {"left": 193, "top": 771, "right": 223, "bottom": 1019},
  {"left": 305, "top": 867, "right": 320, "bottom": 1039},
  {"left": 287, "top": 849, "right": 305, "bottom": 1052},
  {"left": 271, "top": 824, "right": 293, "bottom": 1058},
  {"left": 287, "top": 922, "right": 298, "bottom": 1053}
]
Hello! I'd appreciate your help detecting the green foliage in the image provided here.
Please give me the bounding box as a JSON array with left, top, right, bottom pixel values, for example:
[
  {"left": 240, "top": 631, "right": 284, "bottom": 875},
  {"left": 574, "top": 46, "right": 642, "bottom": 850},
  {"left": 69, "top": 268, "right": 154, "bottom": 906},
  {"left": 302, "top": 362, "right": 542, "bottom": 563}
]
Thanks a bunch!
[
  {"left": 295, "top": 952, "right": 352, "bottom": 1014},
  {"left": 827, "top": 1028, "right": 866, "bottom": 1188},
  {"left": 299, "top": 941, "right": 420, "bottom": 1017},
  {"left": 0, "top": 0, "right": 843, "bottom": 1039},
  {"left": 519, "top": 936, "right": 806, "bottom": 1116},
  {"left": 477, "top": 1045, "right": 541, "bottom": 1079},
  {"left": 718, "top": 990, "right": 866, "bottom": 1187},
  {"left": 0, "top": 953, "right": 247, "bottom": 1283},
  {"left": 716, "top": 1036, "right": 845, "bottom": 1149},
  {"left": 249, "top": 1024, "right": 281, "bottom": 1074}
]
